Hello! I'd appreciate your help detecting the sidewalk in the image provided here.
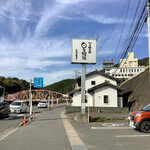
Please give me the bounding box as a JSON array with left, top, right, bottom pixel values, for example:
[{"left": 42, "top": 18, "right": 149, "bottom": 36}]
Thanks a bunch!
[{"left": 0, "top": 107, "right": 86, "bottom": 150}]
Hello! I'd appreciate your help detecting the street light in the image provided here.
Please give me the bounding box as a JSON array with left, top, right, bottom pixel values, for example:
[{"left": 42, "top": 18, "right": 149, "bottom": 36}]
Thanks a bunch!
[{"left": 0, "top": 86, "right": 5, "bottom": 100}]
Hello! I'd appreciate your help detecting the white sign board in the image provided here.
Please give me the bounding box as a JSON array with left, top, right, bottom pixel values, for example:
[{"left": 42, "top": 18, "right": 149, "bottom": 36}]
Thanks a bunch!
[{"left": 72, "top": 39, "right": 96, "bottom": 64}]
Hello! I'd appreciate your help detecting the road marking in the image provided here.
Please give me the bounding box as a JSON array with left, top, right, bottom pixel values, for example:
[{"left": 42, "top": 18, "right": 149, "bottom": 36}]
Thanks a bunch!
[
  {"left": 0, "top": 127, "right": 18, "bottom": 141},
  {"left": 3, "top": 117, "right": 13, "bottom": 120},
  {"left": 91, "top": 127, "right": 131, "bottom": 130},
  {"left": 102, "top": 123, "right": 125, "bottom": 127},
  {"left": 61, "top": 111, "right": 88, "bottom": 150},
  {"left": 17, "top": 114, "right": 24, "bottom": 117},
  {"left": 116, "top": 134, "right": 150, "bottom": 138}
]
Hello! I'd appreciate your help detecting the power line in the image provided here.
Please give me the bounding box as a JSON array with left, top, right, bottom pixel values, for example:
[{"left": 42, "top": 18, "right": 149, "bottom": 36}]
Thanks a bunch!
[
  {"left": 112, "top": 1, "right": 147, "bottom": 74},
  {"left": 113, "top": 0, "right": 131, "bottom": 61}
]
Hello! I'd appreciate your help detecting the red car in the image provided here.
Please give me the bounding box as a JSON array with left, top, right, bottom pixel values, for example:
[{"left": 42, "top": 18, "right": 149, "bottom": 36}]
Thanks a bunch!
[{"left": 128, "top": 104, "right": 150, "bottom": 133}]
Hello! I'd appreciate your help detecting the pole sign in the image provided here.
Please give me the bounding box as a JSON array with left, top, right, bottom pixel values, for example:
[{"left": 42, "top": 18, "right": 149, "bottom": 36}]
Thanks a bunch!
[
  {"left": 72, "top": 39, "right": 96, "bottom": 64},
  {"left": 33, "top": 77, "right": 43, "bottom": 88}
]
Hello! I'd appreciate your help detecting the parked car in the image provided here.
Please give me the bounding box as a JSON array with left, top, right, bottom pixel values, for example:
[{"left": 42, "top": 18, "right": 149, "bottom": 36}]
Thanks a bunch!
[
  {"left": 128, "top": 104, "right": 150, "bottom": 133},
  {"left": 10, "top": 101, "right": 27, "bottom": 113},
  {"left": 0, "top": 101, "right": 10, "bottom": 118},
  {"left": 37, "top": 101, "right": 48, "bottom": 108}
]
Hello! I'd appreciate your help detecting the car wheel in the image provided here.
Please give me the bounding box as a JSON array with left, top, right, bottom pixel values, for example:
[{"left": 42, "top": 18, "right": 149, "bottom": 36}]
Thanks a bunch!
[
  {"left": 141, "top": 121, "right": 150, "bottom": 133},
  {"left": 5, "top": 112, "right": 10, "bottom": 118}
]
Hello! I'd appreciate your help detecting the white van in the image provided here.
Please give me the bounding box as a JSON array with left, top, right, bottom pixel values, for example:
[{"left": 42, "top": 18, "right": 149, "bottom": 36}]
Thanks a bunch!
[{"left": 10, "top": 101, "right": 27, "bottom": 113}]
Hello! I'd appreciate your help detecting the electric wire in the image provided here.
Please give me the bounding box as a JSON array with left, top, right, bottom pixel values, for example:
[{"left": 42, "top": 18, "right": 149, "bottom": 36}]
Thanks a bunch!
[
  {"left": 112, "top": 1, "right": 147, "bottom": 75},
  {"left": 112, "top": 0, "right": 131, "bottom": 61}
]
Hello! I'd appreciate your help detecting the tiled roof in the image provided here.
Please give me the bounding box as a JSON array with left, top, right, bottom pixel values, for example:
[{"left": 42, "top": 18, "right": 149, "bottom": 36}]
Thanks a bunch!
[{"left": 76, "top": 70, "right": 120, "bottom": 83}]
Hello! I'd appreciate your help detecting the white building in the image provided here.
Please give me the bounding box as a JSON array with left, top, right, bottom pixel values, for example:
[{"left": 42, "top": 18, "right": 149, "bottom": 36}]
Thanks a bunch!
[
  {"left": 69, "top": 70, "right": 122, "bottom": 107},
  {"left": 105, "top": 52, "right": 146, "bottom": 78},
  {"left": 119, "top": 52, "right": 138, "bottom": 68}
]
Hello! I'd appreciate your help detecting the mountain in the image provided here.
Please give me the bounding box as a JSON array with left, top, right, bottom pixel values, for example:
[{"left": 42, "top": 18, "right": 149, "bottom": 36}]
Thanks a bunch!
[
  {"left": 43, "top": 79, "right": 75, "bottom": 94},
  {"left": 138, "top": 57, "right": 149, "bottom": 66}
]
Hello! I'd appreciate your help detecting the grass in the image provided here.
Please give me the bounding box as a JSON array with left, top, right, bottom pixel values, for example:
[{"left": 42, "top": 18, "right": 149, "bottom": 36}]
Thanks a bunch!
[{"left": 89, "top": 116, "right": 113, "bottom": 122}]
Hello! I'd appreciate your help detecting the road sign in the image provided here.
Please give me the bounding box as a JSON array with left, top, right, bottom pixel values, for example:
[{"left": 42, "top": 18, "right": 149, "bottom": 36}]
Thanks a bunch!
[
  {"left": 33, "top": 77, "right": 43, "bottom": 88},
  {"left": 72, "top": 39, "right": 96, "bottom": 64}
]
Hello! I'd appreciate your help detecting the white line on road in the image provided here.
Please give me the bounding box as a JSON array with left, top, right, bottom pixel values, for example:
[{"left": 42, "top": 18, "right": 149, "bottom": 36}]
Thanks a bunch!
[
  {"left": 0, "top": 127, "right": 18, "bottom": 141},
  {"left": 116, "top": 134, "right": 150, "bottom": 138},
  {"left": 17, "top": 114, "right": 24, "bottom": 117},
  {"left": 91, "top": 127, "right": 131, "bottom": 130}
]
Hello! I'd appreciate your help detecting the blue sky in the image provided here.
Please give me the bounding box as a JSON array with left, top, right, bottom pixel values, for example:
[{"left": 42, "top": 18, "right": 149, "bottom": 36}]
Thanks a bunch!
[{"left": 0, "top": 0, "right": 148, "bottom": 86}]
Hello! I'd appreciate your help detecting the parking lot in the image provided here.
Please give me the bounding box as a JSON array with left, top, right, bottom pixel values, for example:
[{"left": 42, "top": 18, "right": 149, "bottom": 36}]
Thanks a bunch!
[{"left": 71, "top": 121, "right": 150, "bottom": 150}]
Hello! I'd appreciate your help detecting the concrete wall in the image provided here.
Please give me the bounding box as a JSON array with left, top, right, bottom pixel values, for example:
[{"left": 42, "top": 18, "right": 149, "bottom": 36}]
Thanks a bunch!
[{"left": 65, "top": 106, "right": 129, "bottom": 113}]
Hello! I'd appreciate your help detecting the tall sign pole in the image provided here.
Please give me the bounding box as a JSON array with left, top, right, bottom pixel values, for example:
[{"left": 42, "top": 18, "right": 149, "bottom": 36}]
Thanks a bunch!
[
  {"left": 29, "top": 79, "right": 32, "bottom": 116},
  {"left": 72, "top": 39, "right": 96, "bottom": 115},
  {"left": 81, "top": 64, "right": 86, "bottom": 114},
  {"left": 147, "top": 0, "right": 150, "bottom": 82}
]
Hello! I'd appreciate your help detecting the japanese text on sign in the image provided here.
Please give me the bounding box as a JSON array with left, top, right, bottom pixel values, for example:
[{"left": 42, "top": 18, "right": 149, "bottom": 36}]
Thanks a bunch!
[{"left": 72, "top": 39, "right": 96, "bottom": 64}]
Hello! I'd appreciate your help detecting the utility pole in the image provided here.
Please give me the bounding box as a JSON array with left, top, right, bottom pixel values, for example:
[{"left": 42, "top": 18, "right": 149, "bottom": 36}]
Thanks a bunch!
[{"left": 147, "top": 0, "right": 150, "bottom": 82}]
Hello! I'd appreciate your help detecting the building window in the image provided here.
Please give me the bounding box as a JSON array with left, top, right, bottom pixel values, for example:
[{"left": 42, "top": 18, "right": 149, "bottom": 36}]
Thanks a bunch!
[
  {"left": 104, "top": 95, "right": 109, "bottom": 104},
  {"left": 91, "top": 81, "right": 96, "bottom": 85}
]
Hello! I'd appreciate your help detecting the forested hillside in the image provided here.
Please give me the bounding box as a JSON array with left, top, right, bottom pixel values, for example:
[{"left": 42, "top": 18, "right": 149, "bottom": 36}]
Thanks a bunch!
[
  {"left": 0, "top": 77, "right": 30, "bottom": 97},
  {"left": 138, "top": 57, "right": 148, "bottom": 66},
  {"left": 43, "top": 79, "right": 75, "bottom": 94}
]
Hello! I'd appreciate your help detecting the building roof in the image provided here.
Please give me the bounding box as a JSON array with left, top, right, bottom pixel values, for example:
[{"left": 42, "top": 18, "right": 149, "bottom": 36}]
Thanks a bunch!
[
  {"left": 77, "top": 70, "right": 120, "bottom": 83},
  {"left": 88, "top": 81, "right": 122, "bottom": 93},
  {"left": 68, "top": 88, "right": 81, "bottom": 96}
]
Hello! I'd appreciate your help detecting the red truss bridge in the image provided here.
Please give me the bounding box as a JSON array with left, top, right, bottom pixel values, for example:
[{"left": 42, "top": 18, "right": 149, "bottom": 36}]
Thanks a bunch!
[{"left": 5, "top": 89, "right": 68, "bottom": 102}]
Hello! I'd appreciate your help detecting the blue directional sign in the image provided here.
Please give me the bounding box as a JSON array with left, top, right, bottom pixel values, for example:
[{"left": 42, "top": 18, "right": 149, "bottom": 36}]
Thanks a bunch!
[{"left": 33, "top": 77, "right": 43, "bottom": 88}]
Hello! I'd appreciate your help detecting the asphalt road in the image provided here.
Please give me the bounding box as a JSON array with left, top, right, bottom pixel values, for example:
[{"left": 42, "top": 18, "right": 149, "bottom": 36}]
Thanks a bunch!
[
  {"left": 71, "top": 121, "right": 150, "bottom": 150},
  {"left": 1, "top": 106, "right": 150, "bottom": 150},
  {"left": 0, "top": 106, "right": 72, "bottom": 150},
  {"left": 0, "top": 105, "right": 48, "bottom": 133}
]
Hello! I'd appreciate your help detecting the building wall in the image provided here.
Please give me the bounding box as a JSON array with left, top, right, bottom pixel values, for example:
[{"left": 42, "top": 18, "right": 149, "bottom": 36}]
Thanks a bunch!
[
  {"left": 71, "top": 92, "right": 81, "bottom": 106},
  {"left": 105, "top": 67, "right": 146, "bottom": 78},
  {"left": 71, "top": 87, "right": 118, "bottom": 107},
  {"left": 119, "top": 52, "right": 138, "bottom": 68},
  {"left": 94, "top": 87, "right": 118, "bottom": 107},
  {"left": 86, "top": 74, "right": 117, "bottom": 89}
]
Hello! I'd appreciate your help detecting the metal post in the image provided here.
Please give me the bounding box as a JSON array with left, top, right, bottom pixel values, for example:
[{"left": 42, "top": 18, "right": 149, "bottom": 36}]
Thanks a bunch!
[
  {"left": 81, "top": 64, "right": 86, "bottom": 114},
  {"left": 29, "top": 79, "right": 32, "bottom": 116},
  {"left": 51, "top": 96, "right": 54, "bottom": 108},
  {"left": 147, "top": 0, "right": 150, "bottom": 82}
]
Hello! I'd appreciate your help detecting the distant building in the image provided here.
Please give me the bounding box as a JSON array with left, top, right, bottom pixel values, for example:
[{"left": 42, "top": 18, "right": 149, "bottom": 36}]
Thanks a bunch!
[
  {"left": 105, "top": 52, "right": 146, "bottom": 79},
  {"left": 103, "top": 59, "right": 114, "bottom": 70},
  {"left": 119, "top": 52, "right": 138, "bottom": 68}
]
